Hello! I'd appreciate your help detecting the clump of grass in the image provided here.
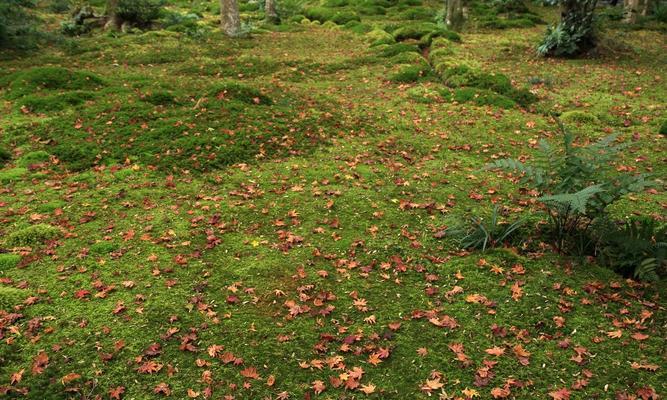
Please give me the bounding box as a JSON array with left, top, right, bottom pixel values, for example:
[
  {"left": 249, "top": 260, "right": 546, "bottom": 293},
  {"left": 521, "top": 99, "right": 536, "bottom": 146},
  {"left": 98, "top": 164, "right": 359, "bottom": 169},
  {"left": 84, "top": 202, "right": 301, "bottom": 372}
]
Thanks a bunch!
[
  {"left": 6, "top": 224, "right": 61, "bottom": 247},
  {"left": 0, "top": 254, "right": 21, "bottom": 271},
  {"left": 1, "top": 67, "right": 105, "bottom": 99},
  {"left": 209, "top": 82, "right": 272, "bottom": 105}
]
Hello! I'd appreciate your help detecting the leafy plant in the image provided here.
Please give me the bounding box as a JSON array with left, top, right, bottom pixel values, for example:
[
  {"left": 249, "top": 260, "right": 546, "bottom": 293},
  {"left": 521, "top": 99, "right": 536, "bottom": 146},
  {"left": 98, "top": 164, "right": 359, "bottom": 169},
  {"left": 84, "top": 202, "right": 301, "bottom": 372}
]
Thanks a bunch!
[
  {"left": 595, "top": 217, "right": 667, "bottom": 281},
  {"left": 486, "top": 122, "right": 652, "bottom": 252},
  {"left": 446, "top": 205, "right": 524, "bottom": 251},
  {"left": 537, "top": 0, "right": 598, "bottom": 57},
  {"left": 117, "top": 0, "right": 164, "bottom": 27}
]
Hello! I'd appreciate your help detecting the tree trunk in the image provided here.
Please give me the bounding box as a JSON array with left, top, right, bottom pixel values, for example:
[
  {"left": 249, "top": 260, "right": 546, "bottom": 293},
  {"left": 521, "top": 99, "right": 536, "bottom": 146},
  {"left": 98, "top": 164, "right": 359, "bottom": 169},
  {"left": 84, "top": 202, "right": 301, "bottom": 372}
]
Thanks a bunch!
[
  {"left": 640, "top": 0, "right": 650, "bottom": 16},
  {"left": 265, "top": 0, "right": 280, "bottom": 24},
  {"left": 623, "top": 0, "right": 639, "bottom": 22},
  {"left": 445, "top": 0, "right": 464, "bottom": 29},
  {"left": 104, "top": 0, "right": 122, "bottom": 31},
  {"left": 220, "top": 0, "right": 241, "bottom": 36}
]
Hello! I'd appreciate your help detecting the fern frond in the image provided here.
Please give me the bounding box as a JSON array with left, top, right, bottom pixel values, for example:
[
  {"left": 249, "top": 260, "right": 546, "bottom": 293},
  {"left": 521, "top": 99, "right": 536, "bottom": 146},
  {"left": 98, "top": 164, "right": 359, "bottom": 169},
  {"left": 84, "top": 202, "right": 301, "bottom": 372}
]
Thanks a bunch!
[
  {"left": 538, "top": 184, "right": 605, "bottom": 214},
  {"left": 485, "top": 159, "right": 547, "bottom": 186}
]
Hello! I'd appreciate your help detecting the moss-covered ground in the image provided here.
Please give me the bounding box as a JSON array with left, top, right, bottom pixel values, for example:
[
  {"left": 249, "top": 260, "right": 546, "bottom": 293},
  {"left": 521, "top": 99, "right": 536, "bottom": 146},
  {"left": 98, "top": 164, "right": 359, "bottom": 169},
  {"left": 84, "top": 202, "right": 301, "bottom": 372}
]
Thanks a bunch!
[{"left": 0, "top": 1, "right": 665, "bottom": 399}]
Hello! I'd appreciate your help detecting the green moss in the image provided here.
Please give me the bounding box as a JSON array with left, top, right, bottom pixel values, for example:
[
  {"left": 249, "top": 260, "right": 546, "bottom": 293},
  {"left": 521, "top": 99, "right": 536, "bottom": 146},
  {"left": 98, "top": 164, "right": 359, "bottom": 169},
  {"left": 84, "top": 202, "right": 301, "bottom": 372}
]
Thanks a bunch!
[
  {"left": 324, "top": 0, "right": 348, "bottom": 7},
  {"left": 6, "top": 224, "right": 61, "bottom": 247},
  {"left": 1, "top": 67, "right": 105, "bottom": 100},
  {"left": 374, "top": 42, "right": 420, "bottom": 57},
  {"left": 365, "top": 28, "right": 395, "bottom": 46},
  {"left": 356, "top": 4, "right": 386, "bottom": 15},
  {"left": 53, "top": 142, "right": 98, "bottom": 171},
  {"left": 560, "top": 110, "right": 600, "bottom": 124},
  {"left": 17, "top": 91, "right": 96, "bottom": 113},
  {"left": 142, "top": 90, "right": 177, "bottom": 105},
  {"left": 303, "top": 7, "right": 359, "bottom": 25},
  {"left": 0, "top": 286, "right": 27, "bottom": 310},
  {"left": 391, "top": 22, "right": 438, "bottom": 41},
  {"left": 17, "top": 151, "right": 50, "bottom": 168},
  {"left": 208, "top": 82, "right": 272, "bottom": 105},
  {"left": 389, "top": 64, "right": 430, "bottom": 83},
  {"left": 89, "top": 241, "right": 120, "bottom": 255},
  {"left": 399, "top": 7, "right": 432, "bottom": 20},
  {"left": 0, "top": 254, "right": 21, "bottom": 270},
  {"left": 344, "top": 21, "right": 372, "bottom": 34},
  {"left": 0, "top": 168, "right": 28, "bottom": 184},
  {"left": 406, "top": 85, "right": 442, "bottom": 103},
  {"left": 390, "top": 51, "right": 428, "bottom": 65},
  {"left": 660, "top": 120, "right": 667, "bottom": 135},
  {"left": 445, "top": 87, "right": 517, "bottom": 108}
]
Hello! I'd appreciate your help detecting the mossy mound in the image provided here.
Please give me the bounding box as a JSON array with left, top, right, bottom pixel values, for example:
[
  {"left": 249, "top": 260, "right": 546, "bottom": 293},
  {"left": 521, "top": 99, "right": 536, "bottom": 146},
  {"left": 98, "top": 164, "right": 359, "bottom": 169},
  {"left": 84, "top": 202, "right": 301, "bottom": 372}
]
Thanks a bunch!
[
  {"left": 389, "top": 64, "right": 431, "bottom": 83},
  {"left": 560, "top": 110, "right": 600, "bottom": 124},
  {"left": 208, "top": 82, "right": 272, "bottom": 105},
  {"left": 5, "top": 224, "right": 61, "bottom": 247},
  {"left": 399, "top": 7, "right": 432, "bottom": 20},
  {"left": 390, "top": 51, "right": 428, "bottom": 66},
  {"left": 344, "top": 21, "right": 373, "bottom": 34},
  {"left": 356, "top": 4, "right": 386, "bottom": 15},
  {"left": 391, "top": 22, "right": 438, "bottom": 41},
  {"left": 374, "top": 42, "right": 420, "bottom": 57},
  {"left": 1, "top": 67, "right": 105, "bottom": 100},
  {"left": 0, "top": 168, "right": 28, "bottom": 184},
  {"left": 303, "top": 7, "right": 360, "bottom": 25},
  {"left": 440, "top": 68, "right": 536, "bottom": 106},
  {"left": 406, "top": 85, "right": 443, "bottom": 103},
  {"left": 89, "top": 241, "right": 120, "bottom": 255},
  {"left": 660, "top": 120, "right": 667, "bottom": 135},
  {"left": 0, "top": 286, "right": 27, "bottom": 310},
  {"left": 0, "top": 254, "right": 21, "bottom": 271},
  {"left": 53, "top": 142, "right": 98, "bottom": 172},
  {"left": 17, "top": 151, "right": 50, "bottom": 168},
  {"left": 365, "top": 28, "right": 395, "bottom": 46},
  {"left": 17, "top": 91, "right": 96, "bottom": 113}
]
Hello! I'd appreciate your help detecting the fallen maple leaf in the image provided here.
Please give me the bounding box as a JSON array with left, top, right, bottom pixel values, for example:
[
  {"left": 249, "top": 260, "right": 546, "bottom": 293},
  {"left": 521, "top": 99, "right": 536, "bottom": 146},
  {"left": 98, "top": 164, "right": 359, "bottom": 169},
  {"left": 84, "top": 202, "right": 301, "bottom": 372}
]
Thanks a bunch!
[
  {"left": 359, "top": 383, "right": 376, "bottom": 394},
  {"left": 549, "top": 387, "right": 571, "bottom": 400},
  {"left": 312, "top": 380, "right": 326, "bottom": 394}
]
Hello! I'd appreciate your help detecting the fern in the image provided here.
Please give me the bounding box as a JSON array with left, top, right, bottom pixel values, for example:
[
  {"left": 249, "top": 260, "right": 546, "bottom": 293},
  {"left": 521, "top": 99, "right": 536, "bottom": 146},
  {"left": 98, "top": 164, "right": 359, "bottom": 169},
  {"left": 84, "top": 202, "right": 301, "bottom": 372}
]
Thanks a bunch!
[{"left": 538, "top": 185, "right": 604, "bottom": 214}]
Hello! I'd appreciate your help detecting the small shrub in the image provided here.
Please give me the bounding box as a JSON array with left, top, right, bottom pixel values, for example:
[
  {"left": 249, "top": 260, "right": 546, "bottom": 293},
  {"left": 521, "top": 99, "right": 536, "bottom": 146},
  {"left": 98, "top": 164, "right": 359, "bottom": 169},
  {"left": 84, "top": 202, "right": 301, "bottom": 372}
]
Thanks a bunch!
[
  {"left": 17, "top": 151, "right": 50, "bottom": 168},
  {"left": 389, "top": 64, "right": 430, "bottom": 83},
  {"left": 486, "top": 123, "right": 653, "bottom": 252},
  {"left": 209, "top": 82, "right": 272, "bottom": 105},
  {"left": 595, "top": 217, "right": 666, "bottom": 281},
  {"left": 445, "top": 205, "right": 524, "bottom": 251},
  {"left": 117, "top": 0, "right": 163, "bottom": 27},
  {"left": 0, "top": 286, "right": 27, "bottom": 310},
  {"left": 0, "top": 253, "right": 21, "bottom": 270},
  {"left": 6, "top": 224, "right": 61, "bottom": 247}
]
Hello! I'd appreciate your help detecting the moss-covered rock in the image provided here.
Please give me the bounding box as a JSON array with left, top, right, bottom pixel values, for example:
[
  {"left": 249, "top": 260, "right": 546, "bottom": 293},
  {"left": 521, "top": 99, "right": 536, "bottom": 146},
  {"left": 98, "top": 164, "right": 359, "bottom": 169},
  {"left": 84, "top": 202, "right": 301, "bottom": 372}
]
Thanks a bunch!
[
  {"left": 6, "top": 224, "right": 61, "bottom": 247},
  {"left": 407, "top": 85, "right": 443, "bottom": 103},
  {"left": 391, "top": 22, "right": 438, "bottom": 41},
  {"left": 0, "top": 168, "right": 28, "bottom": 184},
  {"left": 444, "top": 87, "right": 516, "bottom": 108},
  {"left": 17, "top": 91, "right": 96, "bottom": 113},
  {"left": 0, "top": 286, "right": 27, "bottom": 310}
]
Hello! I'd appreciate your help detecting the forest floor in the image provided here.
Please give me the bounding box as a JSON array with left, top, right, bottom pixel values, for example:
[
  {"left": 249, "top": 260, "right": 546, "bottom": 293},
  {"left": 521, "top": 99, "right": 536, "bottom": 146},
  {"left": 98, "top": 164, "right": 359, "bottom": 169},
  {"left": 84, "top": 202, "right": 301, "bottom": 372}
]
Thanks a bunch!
[{"left": 0, "top": 1, "right": 666, "bottom": 399}]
